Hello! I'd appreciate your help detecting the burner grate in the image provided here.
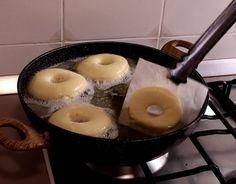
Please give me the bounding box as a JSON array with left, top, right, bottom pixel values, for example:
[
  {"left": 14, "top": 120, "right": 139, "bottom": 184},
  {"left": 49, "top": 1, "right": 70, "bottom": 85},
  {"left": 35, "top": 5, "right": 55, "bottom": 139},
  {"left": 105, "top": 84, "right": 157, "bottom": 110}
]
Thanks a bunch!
[{"left": 208, "top": 79, "right": 236, "bottom": 122}]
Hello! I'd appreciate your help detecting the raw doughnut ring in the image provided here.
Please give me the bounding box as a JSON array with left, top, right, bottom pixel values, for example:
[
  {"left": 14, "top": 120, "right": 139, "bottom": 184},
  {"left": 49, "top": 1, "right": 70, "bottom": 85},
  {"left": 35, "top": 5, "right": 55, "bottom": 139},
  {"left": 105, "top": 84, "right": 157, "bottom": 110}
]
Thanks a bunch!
[
  {"left": 128, "top": 87, "right": 182, "bottom": 133},
  {"left": 48, "top": 104, "right": 113, "bottom": 137},
  {"left": 28, "top": 68, "right": 87, "bottom": 100},
  {"left": 75, "top": 53, "right": 129, "bottom": 80}
]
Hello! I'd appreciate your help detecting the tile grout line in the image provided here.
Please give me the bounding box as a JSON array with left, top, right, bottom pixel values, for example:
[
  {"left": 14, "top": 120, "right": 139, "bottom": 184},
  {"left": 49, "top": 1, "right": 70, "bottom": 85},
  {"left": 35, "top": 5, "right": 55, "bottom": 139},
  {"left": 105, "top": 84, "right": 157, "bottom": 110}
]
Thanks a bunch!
[
  {"left": 0, "top": 36, "right": 158, "bottom": 47},
  {"left": 0, "top": 42, "right": 62, "bottom": 47},
  {"left": 64, "top": 37, "right": 158, "bottom": 44},
  {"left": 60, "top": 0, "right": 65, "bottom": 46},
  {"left": 1, "top": 31, "right": 235, "bottom": 47},
  {"left": 156, "top": 0, "right": 166, "bottom": 49},
  {"left": 160, "top": 32, "right": 236, "bottom": 40}
]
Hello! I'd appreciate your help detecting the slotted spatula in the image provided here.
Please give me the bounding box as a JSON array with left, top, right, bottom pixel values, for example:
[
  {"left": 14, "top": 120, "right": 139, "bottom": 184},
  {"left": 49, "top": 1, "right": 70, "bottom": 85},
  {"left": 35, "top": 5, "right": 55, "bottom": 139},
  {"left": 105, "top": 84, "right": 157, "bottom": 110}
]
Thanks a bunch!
[
  {"left": 170, "top": 0, "right": 236, "bottom": 83},
  {"left": 118, "top": 0, "right": 236, "bottom": 134}
]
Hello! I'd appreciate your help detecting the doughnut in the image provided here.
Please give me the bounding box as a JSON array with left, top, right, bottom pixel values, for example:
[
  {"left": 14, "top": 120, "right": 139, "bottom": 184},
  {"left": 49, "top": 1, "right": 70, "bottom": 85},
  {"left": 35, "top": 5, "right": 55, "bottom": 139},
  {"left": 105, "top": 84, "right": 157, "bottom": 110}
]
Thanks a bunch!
[
  {"left": 27, "top": 68, "right": 87, "bottom": 100},
  {"left": 75, "top": 54, "right": 129, "bottom": 80},
  {"left": 48, "top": 104, "right": 113, "bottom": 138},
  {"left": 128, "top": 87, "right": 182, "bottom": 134}
]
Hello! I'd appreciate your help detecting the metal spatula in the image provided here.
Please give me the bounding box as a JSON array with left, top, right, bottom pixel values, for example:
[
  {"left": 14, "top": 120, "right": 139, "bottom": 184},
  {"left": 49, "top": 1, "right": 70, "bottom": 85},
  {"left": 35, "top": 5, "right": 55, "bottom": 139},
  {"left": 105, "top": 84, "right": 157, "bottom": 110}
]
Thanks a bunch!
[{"left": 118, "top": 0, "right": 236, "bottom": 134}]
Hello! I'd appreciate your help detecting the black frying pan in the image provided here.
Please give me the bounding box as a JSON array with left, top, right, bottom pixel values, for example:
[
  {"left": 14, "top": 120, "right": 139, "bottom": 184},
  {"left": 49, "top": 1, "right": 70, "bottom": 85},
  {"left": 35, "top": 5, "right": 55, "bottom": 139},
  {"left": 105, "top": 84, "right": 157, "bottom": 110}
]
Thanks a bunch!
[
  {"left": 0, "top": 41, "right": 208, "bottom": 165},
  {"left": 0, "top": 0, "right": 235, "bottom": 165}
]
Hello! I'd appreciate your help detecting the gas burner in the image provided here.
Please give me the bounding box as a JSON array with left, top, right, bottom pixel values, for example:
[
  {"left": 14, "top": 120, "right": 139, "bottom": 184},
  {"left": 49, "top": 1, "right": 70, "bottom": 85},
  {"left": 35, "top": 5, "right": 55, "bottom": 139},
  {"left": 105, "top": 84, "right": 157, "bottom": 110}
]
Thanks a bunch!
[{"left": 85, "top": 153, "right": 169, "bottom": 179}]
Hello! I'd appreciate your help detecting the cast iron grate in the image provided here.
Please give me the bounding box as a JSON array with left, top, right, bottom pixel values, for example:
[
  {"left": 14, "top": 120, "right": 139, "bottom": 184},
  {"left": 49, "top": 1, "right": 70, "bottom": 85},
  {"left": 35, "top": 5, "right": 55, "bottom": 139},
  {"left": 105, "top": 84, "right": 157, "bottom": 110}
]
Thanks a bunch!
[{"left": 49, "top": 79, "right": 236, "bottom": 184}]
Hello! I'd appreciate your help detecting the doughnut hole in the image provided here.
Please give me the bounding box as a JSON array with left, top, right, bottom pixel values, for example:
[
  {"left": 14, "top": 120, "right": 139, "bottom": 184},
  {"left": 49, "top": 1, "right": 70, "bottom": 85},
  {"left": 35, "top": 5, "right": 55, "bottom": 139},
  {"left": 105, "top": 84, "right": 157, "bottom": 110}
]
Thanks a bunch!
[
  {"left": 146, "top": 105, "right": 163, "bottom": 116},
  {"left": 51, "top": 74, "right": 69, "bottom": 83},
  {"left": 98, "top": 58, "right": 114, "bottom": 65},
  {"left": 70, "top": 113, "right": 89, "bottom": 123}
]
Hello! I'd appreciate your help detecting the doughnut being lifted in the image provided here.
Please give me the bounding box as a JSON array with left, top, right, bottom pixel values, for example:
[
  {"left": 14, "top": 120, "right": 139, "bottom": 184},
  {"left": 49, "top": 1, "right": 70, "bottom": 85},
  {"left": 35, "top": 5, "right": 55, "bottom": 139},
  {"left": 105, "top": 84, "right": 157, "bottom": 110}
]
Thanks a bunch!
[
  {"left": 128, "top": 86, "right": 182, "bottom": 134},
  {"left": 48, "top": 104, "right": 113, "bottom": 138},
  {"left": 75, "top": 54, "right": 129, "bottom": 80},
  {"left": 27, "top": 68, "right": 87, "bottom": 100}
]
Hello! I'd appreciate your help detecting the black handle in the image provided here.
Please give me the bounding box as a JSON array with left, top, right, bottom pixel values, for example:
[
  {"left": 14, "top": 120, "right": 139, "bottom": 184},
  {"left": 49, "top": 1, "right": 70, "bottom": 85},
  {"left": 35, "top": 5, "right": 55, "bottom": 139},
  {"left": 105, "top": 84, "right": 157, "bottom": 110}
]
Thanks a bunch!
[{"left": 171, "top": 0, "right": 236, "bottom": 83}]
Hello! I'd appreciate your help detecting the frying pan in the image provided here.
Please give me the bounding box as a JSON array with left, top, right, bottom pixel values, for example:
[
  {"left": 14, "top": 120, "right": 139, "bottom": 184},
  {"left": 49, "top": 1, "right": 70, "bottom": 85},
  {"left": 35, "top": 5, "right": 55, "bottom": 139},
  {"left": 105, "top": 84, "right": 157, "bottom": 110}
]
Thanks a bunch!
[
  {"left": 0, "top": 0, "right": 235, "bottom": 165},
  {"left": 0, "top": 41, "right": 204, "bottom": 165}
]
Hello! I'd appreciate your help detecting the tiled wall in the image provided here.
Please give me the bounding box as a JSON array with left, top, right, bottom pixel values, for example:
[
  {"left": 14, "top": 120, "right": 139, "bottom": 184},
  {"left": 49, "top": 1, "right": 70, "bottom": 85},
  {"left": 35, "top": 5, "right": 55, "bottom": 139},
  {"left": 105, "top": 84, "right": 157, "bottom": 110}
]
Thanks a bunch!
[{"left": 0, "top": 0, "right": 235, "bottom": 75}]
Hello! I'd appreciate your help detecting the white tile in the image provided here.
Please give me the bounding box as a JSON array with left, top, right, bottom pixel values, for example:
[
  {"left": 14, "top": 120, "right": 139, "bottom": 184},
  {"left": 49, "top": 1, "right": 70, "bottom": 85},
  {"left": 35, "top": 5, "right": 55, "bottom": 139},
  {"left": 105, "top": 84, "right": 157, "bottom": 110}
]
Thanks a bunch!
[
  {"left": 0, "top": 0, "right": 61, "bottom": 44},
  {"left": 159, "top": 34, "right": 236, "bottom": 60},
  {"left": 0, "top": 44, "right": 61, "bottom": 75},
  {"left": 162, "top": 0, "right": 236, "bottom": 37},
  {"left": 205, "top": 34, "right": 236, "bottom": 60},
  {"left": 64, "top": 0, "right": 163, "bottom": 41}
]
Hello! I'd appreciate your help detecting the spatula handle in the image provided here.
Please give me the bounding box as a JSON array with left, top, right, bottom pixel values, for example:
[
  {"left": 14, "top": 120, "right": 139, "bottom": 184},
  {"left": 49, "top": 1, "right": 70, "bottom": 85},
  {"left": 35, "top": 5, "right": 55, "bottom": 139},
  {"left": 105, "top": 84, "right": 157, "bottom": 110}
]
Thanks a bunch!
[{"left": 171, "top": 0, "right": 236, "bottom": 83}]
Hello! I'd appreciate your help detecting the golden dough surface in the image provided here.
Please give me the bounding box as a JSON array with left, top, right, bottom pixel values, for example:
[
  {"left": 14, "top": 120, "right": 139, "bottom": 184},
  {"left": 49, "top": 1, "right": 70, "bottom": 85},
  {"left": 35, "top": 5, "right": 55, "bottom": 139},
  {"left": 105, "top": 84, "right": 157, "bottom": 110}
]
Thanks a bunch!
[
  {"left": 128, "top": 87, "right": 182, "bottom": 132},
  {"left": 28, "top": 68, "right": 87, "bottom": 100},
  {"left": 48, "top": 104, "right": 113, "bottom": 137},
  {"left": 76, "top": 54, "right": 129, "bottom": 80}
]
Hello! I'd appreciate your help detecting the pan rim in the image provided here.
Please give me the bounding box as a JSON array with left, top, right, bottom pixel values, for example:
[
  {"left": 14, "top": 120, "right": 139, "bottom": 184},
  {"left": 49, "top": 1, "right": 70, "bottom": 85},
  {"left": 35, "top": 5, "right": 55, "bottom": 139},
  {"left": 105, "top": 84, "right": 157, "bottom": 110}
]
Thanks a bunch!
[{"left": 17, "top": 41, "right": 209, "bottom": 143}]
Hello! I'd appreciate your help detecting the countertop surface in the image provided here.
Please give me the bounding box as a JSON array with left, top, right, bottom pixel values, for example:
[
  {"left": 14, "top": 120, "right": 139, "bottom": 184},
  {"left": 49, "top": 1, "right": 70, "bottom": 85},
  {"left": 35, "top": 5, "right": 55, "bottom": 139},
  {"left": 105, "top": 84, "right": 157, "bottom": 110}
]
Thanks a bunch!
[{"left": 0, "top": 95, "right": 50, "bottom": 184}]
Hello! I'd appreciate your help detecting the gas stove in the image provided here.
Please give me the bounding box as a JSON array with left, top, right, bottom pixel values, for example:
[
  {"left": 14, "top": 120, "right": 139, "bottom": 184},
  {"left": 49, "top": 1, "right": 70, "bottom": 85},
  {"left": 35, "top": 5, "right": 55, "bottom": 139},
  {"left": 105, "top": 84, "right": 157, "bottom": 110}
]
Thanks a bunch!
[
  {"left": 0, "top": 75, "right": 236, "bottom": 184},
  {"left": 47, "top": 76, "right": 236, "bottom": 184}
]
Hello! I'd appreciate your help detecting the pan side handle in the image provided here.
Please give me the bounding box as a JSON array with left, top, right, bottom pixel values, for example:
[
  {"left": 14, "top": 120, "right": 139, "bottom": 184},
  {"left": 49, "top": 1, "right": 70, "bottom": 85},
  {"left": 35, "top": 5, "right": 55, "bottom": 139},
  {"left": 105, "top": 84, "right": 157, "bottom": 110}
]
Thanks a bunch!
[
  {"left": 161, "top": 40, "right": 193, "bottom": 60},
  {"left": 0, "top": 118, "right": 48, "bottom": 150}
]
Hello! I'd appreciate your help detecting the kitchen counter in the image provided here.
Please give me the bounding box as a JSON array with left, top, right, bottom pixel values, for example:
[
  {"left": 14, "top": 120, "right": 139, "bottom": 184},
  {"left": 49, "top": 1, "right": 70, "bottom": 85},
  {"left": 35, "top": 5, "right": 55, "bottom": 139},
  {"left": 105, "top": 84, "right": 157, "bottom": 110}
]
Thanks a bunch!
[{"left": 0, "top": 95, "right": 51, "bottom": 184}]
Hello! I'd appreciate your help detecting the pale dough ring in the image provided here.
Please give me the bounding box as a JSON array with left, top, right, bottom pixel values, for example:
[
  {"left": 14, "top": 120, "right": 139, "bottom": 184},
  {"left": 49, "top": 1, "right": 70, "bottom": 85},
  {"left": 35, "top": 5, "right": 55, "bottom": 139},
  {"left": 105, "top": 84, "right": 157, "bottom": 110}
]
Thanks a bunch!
[
  {"left": 28, "top": 68, "right": 87, "bottom": 100},
  {"left": 128, "top": 87, "right": 182, "bottom": 132},
  {"left": 75, "top": 54, "right": 129, "bottom": 80},
  {"left": 48, "top": 104, "right": 113, "bottom": 137}
]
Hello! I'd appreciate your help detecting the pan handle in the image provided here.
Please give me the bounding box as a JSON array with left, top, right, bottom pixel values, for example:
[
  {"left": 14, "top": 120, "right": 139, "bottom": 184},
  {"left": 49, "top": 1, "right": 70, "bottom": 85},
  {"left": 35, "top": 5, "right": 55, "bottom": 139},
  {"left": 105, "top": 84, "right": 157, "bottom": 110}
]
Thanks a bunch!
[
  {"left": 161, "top": 40, "right": 193, "bottom": 60},
  {"left": 0, "top": 118, "right": 48, "bottom": 150},
  {"left": 171, "top": 0, "right": 236, "bottom": 83}
]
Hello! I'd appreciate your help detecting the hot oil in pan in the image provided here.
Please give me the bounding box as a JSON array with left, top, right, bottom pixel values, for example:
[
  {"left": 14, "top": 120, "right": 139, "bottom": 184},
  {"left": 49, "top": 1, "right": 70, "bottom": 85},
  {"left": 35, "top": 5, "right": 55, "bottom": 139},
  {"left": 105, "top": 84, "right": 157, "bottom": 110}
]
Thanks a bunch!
[
  {"left": 91, "top": 83, "right": 149, "bottom": 139},
  {"left": 24, "top": 57, "right": 148, "bottom": 139}
]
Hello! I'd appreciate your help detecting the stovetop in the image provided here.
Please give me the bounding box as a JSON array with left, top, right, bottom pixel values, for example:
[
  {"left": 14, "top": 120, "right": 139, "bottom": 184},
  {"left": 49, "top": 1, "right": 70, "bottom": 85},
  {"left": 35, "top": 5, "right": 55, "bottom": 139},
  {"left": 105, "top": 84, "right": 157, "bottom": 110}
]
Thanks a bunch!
[
  {"left": 0, "top": 75, "right": 236, "bottom": 184},
  {"left": 47, "top": 76, "right": 236, "bottom": 184}
]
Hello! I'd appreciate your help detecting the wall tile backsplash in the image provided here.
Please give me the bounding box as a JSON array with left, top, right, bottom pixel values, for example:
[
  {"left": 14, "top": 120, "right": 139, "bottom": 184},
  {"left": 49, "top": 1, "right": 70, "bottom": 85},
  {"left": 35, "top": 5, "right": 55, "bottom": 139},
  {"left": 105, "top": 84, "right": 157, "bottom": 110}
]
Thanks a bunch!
[
  {"left": 0, "top": 44, "right": 61, "bottom": 75},
  {"left": 0, "top": 0, "right": 235, "bottom": 75},
  {"left": 162, "top": 0, "right": 236, "bottom": 37},
  {"left": 64, "top": 0, "right": 163, "bottom": 41},
  {"left": 0, "top": 0, "right": 61, "bottom": 44}
]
